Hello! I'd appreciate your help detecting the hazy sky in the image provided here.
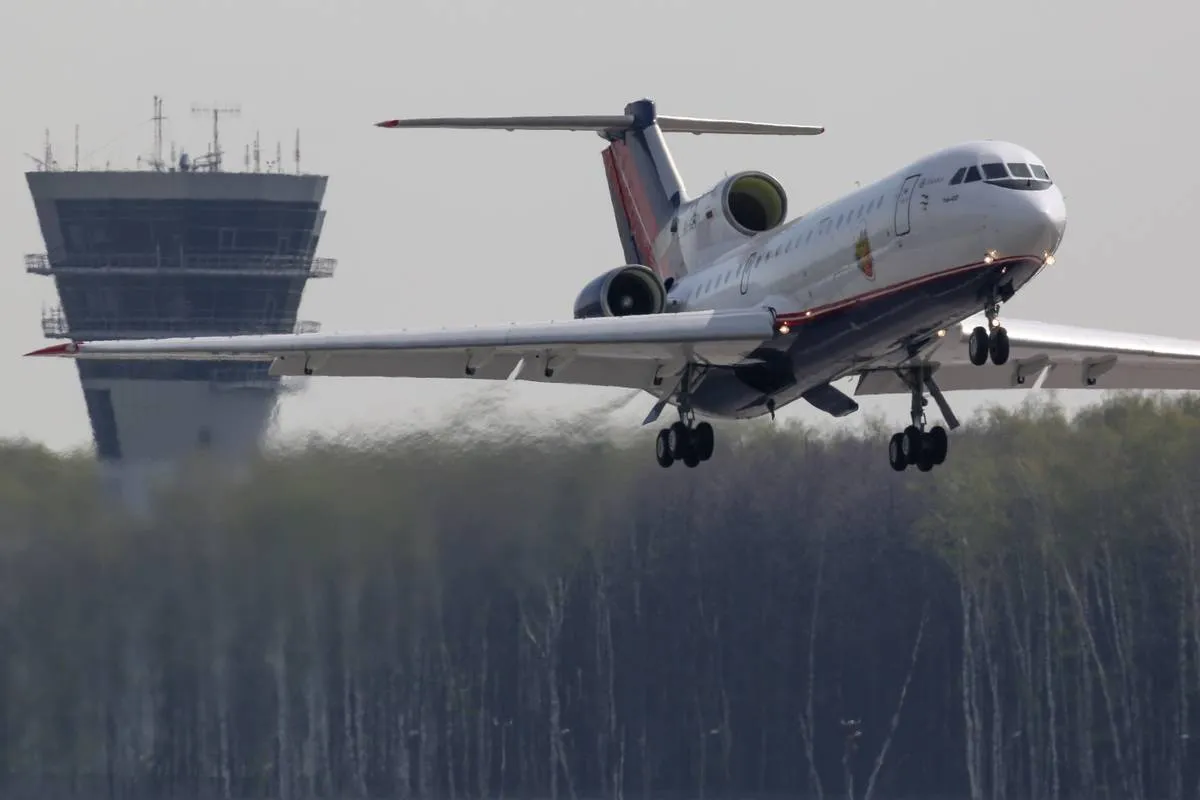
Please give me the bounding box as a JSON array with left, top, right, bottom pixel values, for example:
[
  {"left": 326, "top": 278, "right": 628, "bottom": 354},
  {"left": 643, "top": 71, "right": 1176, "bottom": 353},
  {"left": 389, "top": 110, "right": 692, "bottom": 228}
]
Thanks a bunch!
[{"left": 1, "top": 0, "right": 1194, "bottom": 452}]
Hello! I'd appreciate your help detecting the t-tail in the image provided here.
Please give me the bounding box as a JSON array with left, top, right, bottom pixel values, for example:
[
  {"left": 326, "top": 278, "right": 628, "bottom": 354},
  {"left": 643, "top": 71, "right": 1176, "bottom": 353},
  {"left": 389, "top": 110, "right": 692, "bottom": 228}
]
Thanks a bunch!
[{"left": 376, "top": 99, "right": 824, "bottom": 282}]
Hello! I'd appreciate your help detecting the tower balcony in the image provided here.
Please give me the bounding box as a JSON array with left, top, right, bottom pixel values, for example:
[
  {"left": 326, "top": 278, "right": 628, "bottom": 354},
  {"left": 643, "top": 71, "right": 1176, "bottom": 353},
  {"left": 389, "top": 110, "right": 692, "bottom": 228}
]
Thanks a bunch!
[
  {"left": 25, "top": 252, "right": 337, "bottom": 279},
  {"left": 42, "top": 306, "right": 322, "bottom": 340}
]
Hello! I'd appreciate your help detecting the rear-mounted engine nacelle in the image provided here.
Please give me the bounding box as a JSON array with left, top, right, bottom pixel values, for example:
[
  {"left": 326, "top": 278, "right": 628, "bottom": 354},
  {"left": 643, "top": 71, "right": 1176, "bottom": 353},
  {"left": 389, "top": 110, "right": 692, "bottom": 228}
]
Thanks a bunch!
[
  {"left": 685, "top": 171, "right": 788, "bottom": 238},
  {"left": 573, "top": 265, "right": 667, "bottom": 319}
]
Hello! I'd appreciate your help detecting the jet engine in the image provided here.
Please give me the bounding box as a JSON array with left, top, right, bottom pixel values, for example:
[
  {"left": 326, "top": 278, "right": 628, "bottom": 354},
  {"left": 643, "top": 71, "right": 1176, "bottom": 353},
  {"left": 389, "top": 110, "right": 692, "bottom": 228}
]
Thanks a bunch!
[
  {"left": 705, "top": 170, "right": 788, "bottom": 236},
  {"left": 670, "top": 171, "right": 788, "bottom": 266},
  {"left": 573, "top": 265, "right": 667, "bottom": 319}
]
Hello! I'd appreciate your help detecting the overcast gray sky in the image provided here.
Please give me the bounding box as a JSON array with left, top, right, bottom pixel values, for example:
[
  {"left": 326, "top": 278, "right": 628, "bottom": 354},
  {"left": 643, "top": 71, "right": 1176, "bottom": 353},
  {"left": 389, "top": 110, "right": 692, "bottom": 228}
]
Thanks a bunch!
[{"left": 1, "top": 0, "right": 1193, "bottom": 451}]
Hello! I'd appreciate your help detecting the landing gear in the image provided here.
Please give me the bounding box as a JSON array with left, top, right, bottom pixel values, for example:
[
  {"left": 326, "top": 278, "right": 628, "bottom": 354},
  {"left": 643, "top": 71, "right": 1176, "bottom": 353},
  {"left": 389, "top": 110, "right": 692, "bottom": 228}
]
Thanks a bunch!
[
  {"left": 887, "top": 365, "right": 957, "bottom": 473},
  {"left": 656, "top": 419, "right": 714, "bottom": 468},
  {"left": 968, "top": 301, "right": 1010, "bottom": 366},
  {"left": 653, "top": 364, "right": 717, "bottom": 468}
]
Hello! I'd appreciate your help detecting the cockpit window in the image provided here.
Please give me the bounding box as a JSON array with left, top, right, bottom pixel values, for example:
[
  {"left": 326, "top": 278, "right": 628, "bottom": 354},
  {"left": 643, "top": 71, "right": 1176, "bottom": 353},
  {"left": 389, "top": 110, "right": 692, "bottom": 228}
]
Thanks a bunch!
[
  {"left": 982, "top": 160, "right": 1055, "bottom": 191},
  {"left": 963, "top": 166, "right": 981, "bottom": 183},
  {"left": 949, "top": 167, "right": 966, "bottom": 185},
  {"left": 981, "top": 162, "right": 1008, "bottom": 180}
]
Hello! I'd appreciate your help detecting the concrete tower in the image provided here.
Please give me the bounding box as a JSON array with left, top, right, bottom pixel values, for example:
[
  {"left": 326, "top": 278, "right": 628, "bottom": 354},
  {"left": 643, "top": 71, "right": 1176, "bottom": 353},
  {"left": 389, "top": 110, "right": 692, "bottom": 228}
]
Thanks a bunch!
[{"left": 25, "top": 98, "right": 336, "bottom": 506}]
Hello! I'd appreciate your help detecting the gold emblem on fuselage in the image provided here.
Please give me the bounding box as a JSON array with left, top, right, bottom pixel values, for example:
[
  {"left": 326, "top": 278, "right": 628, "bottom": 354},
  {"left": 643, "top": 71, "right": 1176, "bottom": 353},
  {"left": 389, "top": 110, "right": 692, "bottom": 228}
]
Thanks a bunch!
[{"left": 855, "top": 229, "right": 875, "bottom": 280}]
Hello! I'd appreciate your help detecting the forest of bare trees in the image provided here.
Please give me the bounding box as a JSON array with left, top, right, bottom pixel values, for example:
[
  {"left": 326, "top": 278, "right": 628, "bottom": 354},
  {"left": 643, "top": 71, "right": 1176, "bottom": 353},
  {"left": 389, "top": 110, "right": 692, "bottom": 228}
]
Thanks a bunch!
[{"left": 1, "top": 392, "right": 1199, "bottom": 800}]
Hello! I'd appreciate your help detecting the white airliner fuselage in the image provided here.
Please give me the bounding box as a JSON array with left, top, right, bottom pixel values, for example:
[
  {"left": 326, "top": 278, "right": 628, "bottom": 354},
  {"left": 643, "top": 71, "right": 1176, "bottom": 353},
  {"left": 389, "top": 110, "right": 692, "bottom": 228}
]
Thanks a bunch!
[
  {"left": 653, "top": 140, "right": 1065, "bottom": 421},
  {"left": 32, "top": 100, "right": 1200, "bottom": 475}
]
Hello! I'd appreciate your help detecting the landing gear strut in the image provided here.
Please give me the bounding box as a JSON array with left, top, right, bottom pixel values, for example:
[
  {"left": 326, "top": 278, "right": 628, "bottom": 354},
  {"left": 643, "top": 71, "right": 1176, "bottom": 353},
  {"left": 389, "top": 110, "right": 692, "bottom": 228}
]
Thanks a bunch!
[
  {"left": 888, "top": 365, "right": 958, "bottom": 473},
  {"left": 654, "top": 365, "right": 715, "bottom": 469},
  {"left": 968, "top": 299, "right": 1010, "bottom": 366}
]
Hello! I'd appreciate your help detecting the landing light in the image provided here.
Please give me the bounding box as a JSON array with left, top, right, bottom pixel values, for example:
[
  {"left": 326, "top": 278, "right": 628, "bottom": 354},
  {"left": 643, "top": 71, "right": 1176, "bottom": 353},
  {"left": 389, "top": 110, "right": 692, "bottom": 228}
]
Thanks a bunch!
[
  {"left": 778, "top": 323, "right": 791, "bottom": 335},
  {"left": 936, "top": 329, "right": 946, "bottom": 338},
  {"left": 1043, "top": 253, "right": 1056, "bottom": 266},
  {"left": 983, "top": 249, "right": 998, "bottom": 265}
]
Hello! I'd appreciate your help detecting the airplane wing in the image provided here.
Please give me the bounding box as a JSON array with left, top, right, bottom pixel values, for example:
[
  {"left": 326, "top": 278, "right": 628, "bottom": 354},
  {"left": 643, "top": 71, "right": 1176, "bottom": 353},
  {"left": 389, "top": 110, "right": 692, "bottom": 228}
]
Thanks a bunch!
[
  {"left": 25, "top": 309, "right": 779, "bottom": 392},
  {"left": 854, "top": 314, "right": 1200, "bottom": 396}
]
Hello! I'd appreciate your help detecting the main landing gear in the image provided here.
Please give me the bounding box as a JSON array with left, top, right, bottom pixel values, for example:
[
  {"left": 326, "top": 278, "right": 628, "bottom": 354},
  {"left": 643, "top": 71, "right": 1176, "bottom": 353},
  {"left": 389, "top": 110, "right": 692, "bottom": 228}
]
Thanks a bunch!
[
  {"left": 655, "top": 417, "right": 714, "bottom": 468},
  {"left": 968, "top": 301, "right": 1010, "bottom": 366},
  {"left": 654, "top": 364, "right": 716, "bottom": 468},
  {"left": 888, "top": 365, "right": 959, "bottom": 473}
]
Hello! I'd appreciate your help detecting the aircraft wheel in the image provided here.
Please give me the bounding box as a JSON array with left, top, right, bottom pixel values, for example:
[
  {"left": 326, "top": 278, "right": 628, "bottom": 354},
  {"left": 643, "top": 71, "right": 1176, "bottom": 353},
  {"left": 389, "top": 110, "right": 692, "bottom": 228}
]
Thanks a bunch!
[
  {"left": 668, "top": 421, "right": 692, "bottom": 460},
  {"left": 655, "top": 429, "right": 674, "bottom": 468},
  {"left": 888, "top": 432, "right": 907, "bottom": 471},
  {"left": 927, "top": 425, "right": 948, "bottom": 465},
  {"left": 968, "top": 326, "right": 990, "bottom": 366},
  {"left": 989, "top": 326, "right": 1010, "bottom": 365},
  {"left": 693, "top": 422, "right": 715, "bottom": 461},
  {"left": 901, "top": 425, "right": 924, "bottom": 462}
]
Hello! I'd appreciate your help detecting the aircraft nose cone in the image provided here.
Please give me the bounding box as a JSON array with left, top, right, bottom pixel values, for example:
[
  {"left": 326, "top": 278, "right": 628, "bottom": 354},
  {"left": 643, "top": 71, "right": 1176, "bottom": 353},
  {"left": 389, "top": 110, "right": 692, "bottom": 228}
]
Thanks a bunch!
[
  {"left": 1038, "top": 187, "right": 1067, "bottom": 249},
  {"left": 994, "top": 188, "right": 1067, "bottom": 256}
]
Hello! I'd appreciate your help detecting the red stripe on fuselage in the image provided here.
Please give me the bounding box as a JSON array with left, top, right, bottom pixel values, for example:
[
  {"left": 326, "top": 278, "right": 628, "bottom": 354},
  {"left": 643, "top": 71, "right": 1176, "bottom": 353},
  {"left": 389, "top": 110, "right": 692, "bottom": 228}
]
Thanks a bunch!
[{"left": 772, "top": 255, "right": 1037, "bottom": 326}]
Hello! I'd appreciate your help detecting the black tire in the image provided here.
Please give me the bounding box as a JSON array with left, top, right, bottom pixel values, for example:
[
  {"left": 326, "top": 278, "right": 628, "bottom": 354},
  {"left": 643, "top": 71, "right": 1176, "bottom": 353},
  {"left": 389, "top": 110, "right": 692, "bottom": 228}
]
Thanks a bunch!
[
  {"left": 928, "top": 425, "right": 948, "bottom": 465},
  {"left": 990, "top": 326, "right": 1010, "bottom": 365},
  {"left": 902, "top": 425, "right": 923, "bottom": 461},
  {"left": 655, "top": 429, "right": 674, "bottom": 468},
  {"left": 668, "top": 421, "right": 691, "bottom": 460},
  {"left": 693, "top": 422, "right": 715, "bottom": 461},
  {"left": 968, "top": 326, "right": 990, "bottom": 366},
  {"left": 888, "top": 432, "right": 907, "bottom": 471}
]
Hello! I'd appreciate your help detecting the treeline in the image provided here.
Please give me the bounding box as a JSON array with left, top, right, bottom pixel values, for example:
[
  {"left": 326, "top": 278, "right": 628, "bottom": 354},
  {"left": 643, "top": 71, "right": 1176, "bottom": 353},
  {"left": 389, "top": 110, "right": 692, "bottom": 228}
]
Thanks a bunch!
[{"left": 1, "top": 393, "right": 1199, "bottom": 800}]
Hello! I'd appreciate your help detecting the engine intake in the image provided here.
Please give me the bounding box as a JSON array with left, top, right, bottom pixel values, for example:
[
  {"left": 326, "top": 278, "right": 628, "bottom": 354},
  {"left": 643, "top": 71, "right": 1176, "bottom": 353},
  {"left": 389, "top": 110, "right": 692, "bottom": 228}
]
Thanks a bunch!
[
  {"left": 573, "top": 265, "right": 667, "bottom": 319},
  {"left": 722, "top": 171, "right": 788, "bottom": 235}
]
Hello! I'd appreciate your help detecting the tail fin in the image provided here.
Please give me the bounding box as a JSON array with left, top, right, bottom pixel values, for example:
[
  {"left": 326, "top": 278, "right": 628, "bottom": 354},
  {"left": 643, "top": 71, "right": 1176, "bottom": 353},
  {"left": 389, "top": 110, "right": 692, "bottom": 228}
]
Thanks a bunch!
[
  {"left": 376, "top": 99, "right": 823, "bottom": 281},
  {"left": 599, "top": 100, "right": 686, "bottom": 280}
]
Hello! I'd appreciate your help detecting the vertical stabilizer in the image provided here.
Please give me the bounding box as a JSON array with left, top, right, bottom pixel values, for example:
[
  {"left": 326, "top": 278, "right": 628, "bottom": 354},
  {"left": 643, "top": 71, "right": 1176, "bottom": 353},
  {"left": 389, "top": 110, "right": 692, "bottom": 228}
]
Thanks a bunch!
[{"left": 599, "top": 100, "right": 689, "bottom": 281}]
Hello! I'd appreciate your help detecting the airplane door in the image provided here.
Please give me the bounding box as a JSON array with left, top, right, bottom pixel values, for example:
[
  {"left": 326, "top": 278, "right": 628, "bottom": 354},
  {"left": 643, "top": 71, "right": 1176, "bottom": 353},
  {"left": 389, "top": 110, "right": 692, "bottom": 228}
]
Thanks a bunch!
[
  {"left": 739, "top": 252, "right": 756, "bottom": 295},
  {"left": 894, "top": 174, "right": 921, "bottom": 236}
]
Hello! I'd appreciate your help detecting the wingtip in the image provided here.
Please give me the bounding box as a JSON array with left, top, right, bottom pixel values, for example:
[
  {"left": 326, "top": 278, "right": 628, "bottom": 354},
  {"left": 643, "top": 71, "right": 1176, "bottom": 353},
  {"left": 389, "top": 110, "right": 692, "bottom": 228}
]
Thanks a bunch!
[
  {"left": 375, "top": 119, "right": 399, "bottom": 128},
  {"left": 25, "top": 341, "right": 80, "bottom": 357}
]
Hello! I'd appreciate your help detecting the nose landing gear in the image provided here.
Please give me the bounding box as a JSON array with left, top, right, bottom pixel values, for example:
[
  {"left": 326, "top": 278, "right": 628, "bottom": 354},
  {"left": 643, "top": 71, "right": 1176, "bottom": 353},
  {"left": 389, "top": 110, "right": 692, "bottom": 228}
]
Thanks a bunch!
[{"left": 968, "top": 299, "right": 1010, "bottom": 366}]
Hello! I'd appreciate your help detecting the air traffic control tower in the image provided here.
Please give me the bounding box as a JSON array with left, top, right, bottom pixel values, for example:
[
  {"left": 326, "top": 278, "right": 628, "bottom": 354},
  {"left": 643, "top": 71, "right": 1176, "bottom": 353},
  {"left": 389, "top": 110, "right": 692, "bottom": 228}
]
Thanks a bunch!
[{"left": 25, "top": 99, "right": 336, "bottom": 504}]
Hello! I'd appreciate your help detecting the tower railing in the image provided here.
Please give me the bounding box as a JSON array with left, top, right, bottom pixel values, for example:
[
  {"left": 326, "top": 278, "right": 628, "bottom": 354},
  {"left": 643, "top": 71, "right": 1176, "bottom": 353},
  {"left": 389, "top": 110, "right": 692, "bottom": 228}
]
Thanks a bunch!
[
  {"left": 42, "top": 307, "right": 322, "bottom": 339},
  {"left": 25, "top": 252, "right": 337, "bottom": 279}
]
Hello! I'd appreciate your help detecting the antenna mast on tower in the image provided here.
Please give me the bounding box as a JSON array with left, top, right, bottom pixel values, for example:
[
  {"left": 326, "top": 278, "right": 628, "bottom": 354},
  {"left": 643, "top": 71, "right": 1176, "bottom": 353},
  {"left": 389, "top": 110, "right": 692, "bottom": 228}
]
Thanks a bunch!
[
  {"left": 151, "top": 96, "right": 166, "bottom": 171},
  {"left": 190, "top": 103, "right": 241, "bottom": 171}
]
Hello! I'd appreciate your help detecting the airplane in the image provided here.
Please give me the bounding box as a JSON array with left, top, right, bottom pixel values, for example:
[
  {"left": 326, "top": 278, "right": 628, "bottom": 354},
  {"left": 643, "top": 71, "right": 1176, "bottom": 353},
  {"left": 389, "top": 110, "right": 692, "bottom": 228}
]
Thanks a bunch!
[{"left": 26, "top": 98, "right": 1200, "bottom": 472}]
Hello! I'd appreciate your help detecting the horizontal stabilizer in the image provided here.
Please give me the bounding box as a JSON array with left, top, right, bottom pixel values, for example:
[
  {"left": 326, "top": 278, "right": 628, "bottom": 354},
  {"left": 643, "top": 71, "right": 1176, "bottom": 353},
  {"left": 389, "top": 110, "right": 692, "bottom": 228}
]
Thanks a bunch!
[{"left": 376, "top": 110, "right": 823, "bottom": 137}]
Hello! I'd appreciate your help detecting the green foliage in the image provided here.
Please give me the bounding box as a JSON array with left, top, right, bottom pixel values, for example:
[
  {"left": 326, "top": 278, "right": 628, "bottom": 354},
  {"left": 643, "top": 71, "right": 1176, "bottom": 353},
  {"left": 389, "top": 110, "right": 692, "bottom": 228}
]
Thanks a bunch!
[{"left": 1, "top": 394, "right": 1199, "bottom": 799}]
